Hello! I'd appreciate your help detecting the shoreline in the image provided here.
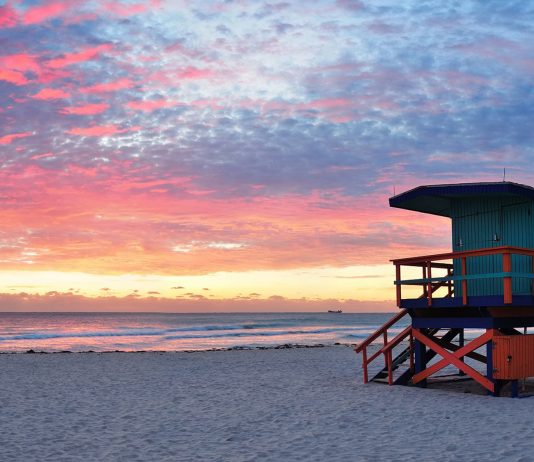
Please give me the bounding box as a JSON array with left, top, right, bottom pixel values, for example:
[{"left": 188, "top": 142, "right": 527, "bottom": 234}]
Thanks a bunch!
[{"left": 0, "top": 342, "right": 356, "bottom": 355}]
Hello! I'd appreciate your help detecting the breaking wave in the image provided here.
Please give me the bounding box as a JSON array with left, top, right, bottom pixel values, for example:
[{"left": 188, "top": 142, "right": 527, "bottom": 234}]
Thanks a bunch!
[{"left": 0, "top": 312, "right": 399, "bottom": 352}]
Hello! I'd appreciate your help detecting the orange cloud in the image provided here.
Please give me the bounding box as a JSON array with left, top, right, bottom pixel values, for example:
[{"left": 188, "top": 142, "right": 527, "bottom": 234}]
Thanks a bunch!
[
  {"left": 61, "top": 103, "right": 109, "bottom": 115},
  {"left": 32, "top": 88, "right": 70, "bottom": 100},
  {"left": 0, "top": 132, "right": 32, "bottom": 145},
  {"left": 47, "top": 44, "right": 113, "bottom": 69},
  {"left": 0, "top": 292, "right": 393, "bottom": 313},
  {"left": 0, "top": 156, "right": 449, "bottom": 279}
]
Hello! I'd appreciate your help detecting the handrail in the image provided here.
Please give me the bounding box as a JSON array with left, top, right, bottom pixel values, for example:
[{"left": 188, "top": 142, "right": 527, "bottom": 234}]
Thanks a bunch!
[
  {"left": 382, "top": 326, "right": 413, "bottom": 385},
  {"left": 380, "top": 326, "right": 412, "bottom": 354},
  {"left": 354, "top": 310, "right": 412, "bottom": 384},
  {"left": 354, "top": 309, "right": 408, "bottom": 353},
  {"left": 393, "top": 246, "right": 534, "bottom": 307},
  {"left": 391, "top": 246, "right": 534, "bottom": 265}
]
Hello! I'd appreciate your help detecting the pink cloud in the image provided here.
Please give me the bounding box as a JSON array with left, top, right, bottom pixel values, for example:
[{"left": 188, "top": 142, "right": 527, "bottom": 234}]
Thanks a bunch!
[
  {"left": 62, "top": 12, "right": 98, "bottom": 25},
  {"left": 81, "top": 78, "right": 134, "bottom": 93},
  {"left": 0, "top": 4, "right": 17, "bottom": 28},
  {"left": 0, "top": 54, "right": 40, "bottom": 73},
  {"left": 35, "top": 68, "right": 73, "bottom": 84},
  {"left": 101, "top": 0, "right": 162, "bottom": 17},
  {"left": 164, "top": 42, "right": 188, "bottom": 55},
  {"left": 177, "top": 67, "right": 214, "bottom": 80},
  {"left": 0, "top": 54, "right": 46, "bottom": 85},
  {"left": 0, "top": 132, "right": 32, "bottom": 145},
  {"left": 0, "top": 69, "right": 28, "bottom": 85},
  {"left": 47, "top": 44, "right": 113, "bottom": 69},
  {"left": 304, "top": 97, "right": 352, "bottom": 110},
  {"left": 22, "top": 2, "right": 69, "bottom": 25},
  {"left": 30, "top": 152, "right": 55, "bottom": 160},
  {"left": 61, "top": 103, "right": 109, "bottom": 115},
  {"left": 101, "top": 1, "right": 149, "bottom": 16},
  {"left": 32, "top": 88, "right": 70, "bottom": 100},
  {"left": 68, "top": 125, "right": 136, "bottom": 136},
  {"left": 126, "top": 99, "right": 176, "bottom": 112}
]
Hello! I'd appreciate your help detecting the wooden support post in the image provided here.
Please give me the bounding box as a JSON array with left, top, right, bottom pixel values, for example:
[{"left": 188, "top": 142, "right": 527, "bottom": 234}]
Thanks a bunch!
[
  {"left": 422, "top": 265, "right": 427, "bottom": 298},
  {"left": 383, "top": 332, "right": 388, "bottom": 368},
  {"left": 486, "top": 333, "right": 497, "bottom": 396},
  {"left": 414, "top": 331, "right": 427, "bottom": 388},
  {"left": 409, "top": 330, "right": 414, "bottom": 372},
  {"left": 458, "top": 329, "right": 465, "bottom": 375},
  {"left": 426, "top": 261, "right": 432, "bottom": 307},
  {"left": 503, "top": 252, "right": 512, "bottom": 304},
  {"left": 447, "top": 267, "right": 453, "bottom": 297},
  {"left": 362, "top": 348, "right": 368, "bottom": 384},
  {"left": 386, "top": 350, "right": 393, "bottom": 385},
  {"left": 511, "top": 380, "right": 519, "bottom": 398},
  {"left": 395, "top": 264, "right": 401, "bottom": 307},
  {"left": 461, "top": 257, "right": 468, "bottom": 306}
]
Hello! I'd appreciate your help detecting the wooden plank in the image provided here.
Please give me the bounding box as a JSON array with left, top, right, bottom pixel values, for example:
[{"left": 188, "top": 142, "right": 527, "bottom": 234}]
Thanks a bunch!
[
  {"left": 412, "top": 329, "right": 494, "bottom": 392},
  {"left": 391, "top": 246, "right": 534, "bottom": 265},
  {"left": 503, "top": 252, "right": 512, "bottom": 304},
  {"left": 438, "top": 340, "right": 487, "bottom": 363},
  {"left": 493, "top": 334, "right": 534, "bottom": 379},
  {"left": 395, "top": 264, "right": 401, "bottom": 307},
  {"left": 355, "top": 309, "right": 408, "bottom": 352},
  {"left": 362, "top": 348, "right": 368, "bottom": 383},
  {"left": 379, "top": 326, "right": 412, "bottom": 354},
  {"left": 427, "top": 261, "right": 432, "bottom": 307},
  {"left": 461, "top": 257, "right": 467, "bottom": 306}
]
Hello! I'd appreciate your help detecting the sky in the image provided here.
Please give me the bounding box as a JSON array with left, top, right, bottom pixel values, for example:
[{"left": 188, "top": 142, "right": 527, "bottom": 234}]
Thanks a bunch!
[{"left": 0, "top": 0, "right": 533, "bottom": 312}]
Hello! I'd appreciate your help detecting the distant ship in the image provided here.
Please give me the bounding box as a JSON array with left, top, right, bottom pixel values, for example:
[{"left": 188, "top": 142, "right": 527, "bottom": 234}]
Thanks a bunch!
[{"left": 328, "top": 309, "right": 342, "bottom": 313}]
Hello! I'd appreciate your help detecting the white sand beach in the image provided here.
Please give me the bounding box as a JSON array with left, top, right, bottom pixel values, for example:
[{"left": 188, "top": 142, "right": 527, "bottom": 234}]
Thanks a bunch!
[{"left": 2, "top": 345, "right": 534, "bottom": 462}]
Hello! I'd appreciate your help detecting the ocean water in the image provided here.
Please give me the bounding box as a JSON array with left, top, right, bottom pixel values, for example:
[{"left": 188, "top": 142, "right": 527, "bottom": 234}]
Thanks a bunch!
[{"left": 0, "top": 312, "right": 404, "bottom": 353}]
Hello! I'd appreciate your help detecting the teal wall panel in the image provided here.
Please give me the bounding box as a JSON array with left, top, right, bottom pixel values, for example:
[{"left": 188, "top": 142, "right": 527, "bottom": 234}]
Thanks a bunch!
[{"left": 451, "top": 197, "right": 534, "bottom": 297}]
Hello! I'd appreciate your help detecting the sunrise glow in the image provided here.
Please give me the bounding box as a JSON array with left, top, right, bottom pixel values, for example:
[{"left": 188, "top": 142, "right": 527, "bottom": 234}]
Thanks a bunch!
[{"left": 0, "top": 1, "right": 532, "bottom": 311}]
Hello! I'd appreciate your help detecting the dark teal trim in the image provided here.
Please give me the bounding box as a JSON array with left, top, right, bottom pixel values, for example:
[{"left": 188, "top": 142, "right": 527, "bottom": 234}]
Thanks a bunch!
[
  {"left": 390, "top": 182, "right": 534, "bottom": 217},
  {"left": 395, "top": 272, "right": 534, "bottom": 285}
]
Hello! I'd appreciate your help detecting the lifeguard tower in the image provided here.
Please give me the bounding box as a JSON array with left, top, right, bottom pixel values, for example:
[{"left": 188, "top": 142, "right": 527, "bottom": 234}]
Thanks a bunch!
[{"left": 356, "top": 182, "right": 534, "bottom": 397}]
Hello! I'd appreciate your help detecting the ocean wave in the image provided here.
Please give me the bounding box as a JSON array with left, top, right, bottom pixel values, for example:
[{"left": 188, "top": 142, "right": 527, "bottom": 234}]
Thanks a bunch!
[
  {"left": 0, "top": 329, "right": 167, "bottom": 341},
  {"left": 163, "top": 327, "right": 391, "bottom": 340},
  {"left": 0, "top": 324, "right": 392, "bottom": 342},
  {"left": 164, "top": 322, "right": 291, "bottom": 332}
]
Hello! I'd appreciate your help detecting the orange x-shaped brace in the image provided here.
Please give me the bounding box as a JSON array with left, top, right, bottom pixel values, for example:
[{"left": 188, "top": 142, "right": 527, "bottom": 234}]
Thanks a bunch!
[{"left": 412, "top": 328, "right": 494, "bottom": 393}]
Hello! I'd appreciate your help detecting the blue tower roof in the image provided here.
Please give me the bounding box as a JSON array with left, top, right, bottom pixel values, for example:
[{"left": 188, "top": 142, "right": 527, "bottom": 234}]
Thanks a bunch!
[{"left": 389, "top": 181, "right": 534, "bottom": 217}]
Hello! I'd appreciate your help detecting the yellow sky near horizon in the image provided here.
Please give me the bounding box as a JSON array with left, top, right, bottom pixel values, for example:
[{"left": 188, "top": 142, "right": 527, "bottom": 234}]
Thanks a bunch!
[{"left": 0, "top": 264, "right": 396, "bottom": 302}]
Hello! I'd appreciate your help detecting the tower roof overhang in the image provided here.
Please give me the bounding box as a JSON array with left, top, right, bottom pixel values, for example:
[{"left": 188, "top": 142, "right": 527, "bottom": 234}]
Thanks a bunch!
[{"left": 389, "top": 182, "right": 534, "bottom": 217}]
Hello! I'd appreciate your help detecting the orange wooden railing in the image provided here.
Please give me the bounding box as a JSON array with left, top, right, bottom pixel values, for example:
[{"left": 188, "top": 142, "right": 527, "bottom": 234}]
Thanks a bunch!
[
  {"left": 354, "top": 309, "right": 412, "bottom": 384},
  {"left": 381, "top": 326, "right": 413, "bottom": 385},
  {"left": 392, "top": 246, "right": 534, "bottom": 307}
]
